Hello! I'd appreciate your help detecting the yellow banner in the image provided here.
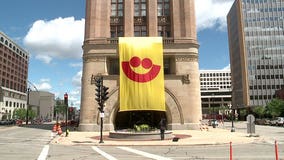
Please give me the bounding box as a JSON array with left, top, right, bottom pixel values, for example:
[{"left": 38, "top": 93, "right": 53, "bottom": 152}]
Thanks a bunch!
[{"left": 119, "top": 37, "right": 165, "bottom": 111}]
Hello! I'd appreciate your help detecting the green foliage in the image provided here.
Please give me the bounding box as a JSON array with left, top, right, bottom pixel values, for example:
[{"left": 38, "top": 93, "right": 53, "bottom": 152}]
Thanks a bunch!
[
  {"left": 13, "top": 108, "right": 37, "bottom": 120},
  {"left": 13, "top": 108, "right": 26, "bottom": 120},
  {"left": 54, "top": 97, "right": 67, "bottom": 116},
  {"left": 266, "top": 99, "right": 284, "bottom": 118},
  {"left": 28, "top": 109, "right": 37, "bottom": 120},
  {"left": 253, "top": 106, "right": 266, "bottom": 118},
  {"left": 134, "top": 124, "right": 150, "bottom": 132}
]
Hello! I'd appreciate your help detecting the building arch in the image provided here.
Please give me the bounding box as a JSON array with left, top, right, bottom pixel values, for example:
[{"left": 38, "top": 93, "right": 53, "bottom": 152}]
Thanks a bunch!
[{"left": 95, "top": 86, "right": 184, "bottom": 130}]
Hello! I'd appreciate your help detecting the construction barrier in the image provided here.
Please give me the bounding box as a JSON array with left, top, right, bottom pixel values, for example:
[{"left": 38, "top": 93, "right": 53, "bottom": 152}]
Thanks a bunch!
[
  {"left": 275, "top": 140, "right": 279, "bottom": 160},
  {"left": 230, "top": 142, "right": 233, "bottom": 160},
  {"left": 57, "top": 125, "right": 63, "bottom": 135},
  {"left": 52, "top": 124, "right": 57, "bottom": 132}
]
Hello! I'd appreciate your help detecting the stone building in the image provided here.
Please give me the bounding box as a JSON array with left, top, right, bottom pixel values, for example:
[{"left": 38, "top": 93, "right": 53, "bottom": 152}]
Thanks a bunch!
[{"left": 79, "top": 0, "right": 201, "bottom": 131}]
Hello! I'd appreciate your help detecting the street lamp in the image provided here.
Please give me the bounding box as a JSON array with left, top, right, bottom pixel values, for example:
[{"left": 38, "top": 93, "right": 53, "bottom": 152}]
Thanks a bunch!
[
  {"left": 211, "top": 94, "right": 216, "bottom": 128},
  {"left": 26, "top": 88, "right": 31, "bottom": 125},
  {"left": 64, "top": 93, "right": 69, "bottom": 137},
  {"left": 229, "top": 104, "right": 235, "bottom": 132}
]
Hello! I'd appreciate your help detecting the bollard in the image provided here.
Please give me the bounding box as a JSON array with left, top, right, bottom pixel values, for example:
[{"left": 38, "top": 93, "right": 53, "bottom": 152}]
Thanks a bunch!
[
  {"left": 275, "top": 140, "right": 279, "bottom": 160},
  {"left": 230, "top": 142, "right": 233, "bottom": 160}
]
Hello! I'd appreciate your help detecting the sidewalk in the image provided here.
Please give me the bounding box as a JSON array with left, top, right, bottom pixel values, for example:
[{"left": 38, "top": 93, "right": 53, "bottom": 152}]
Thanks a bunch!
[{"left": 50, "top": 127, "right": 261, "bottom": 146}]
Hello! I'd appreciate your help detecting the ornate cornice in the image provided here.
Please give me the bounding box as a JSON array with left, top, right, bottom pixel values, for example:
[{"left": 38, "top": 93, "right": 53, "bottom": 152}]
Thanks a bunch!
[
  {"left": 83, "top": 55, "right": 106, "bottom": 63},
  {"left": 175, "top": 55, "right": 198, "bottom": 62}
]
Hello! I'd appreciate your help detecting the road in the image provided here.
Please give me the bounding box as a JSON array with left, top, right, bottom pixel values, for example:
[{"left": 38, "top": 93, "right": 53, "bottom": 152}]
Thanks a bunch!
[{"left": 0, "top": 122, "right": 283, "bottom": 160}]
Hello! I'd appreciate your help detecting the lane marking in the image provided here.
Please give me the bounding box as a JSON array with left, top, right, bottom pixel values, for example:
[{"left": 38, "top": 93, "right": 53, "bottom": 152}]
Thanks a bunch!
[
  {"left": 92, "top": 146, "right": 118, "bottom": 160},
  {"left": 37, "top": 145, "right": 49, "bottom": 160},
  {"left": 117, "top": 146, "right": 173, "bottom": 160}
]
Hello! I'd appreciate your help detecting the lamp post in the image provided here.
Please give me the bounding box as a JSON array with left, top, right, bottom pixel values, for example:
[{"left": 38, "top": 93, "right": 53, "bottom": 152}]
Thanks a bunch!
[
  {"left": 64, "top": 93, "right": 69, "bottom": 137},
  {"left": 211, "top": 94, "right": 216, "bottom": 128},
  {"left": 25, "top": 88, "right": 31, "bottom": 125},
  {"left": 229, "top": 104, "right": 235, "bottom": 132}
]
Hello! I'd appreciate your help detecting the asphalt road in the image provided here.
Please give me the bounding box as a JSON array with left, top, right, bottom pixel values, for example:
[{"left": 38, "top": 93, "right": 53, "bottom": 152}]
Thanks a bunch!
[{"left": 0, "top": 122, "right": 283, "bottom": 160}]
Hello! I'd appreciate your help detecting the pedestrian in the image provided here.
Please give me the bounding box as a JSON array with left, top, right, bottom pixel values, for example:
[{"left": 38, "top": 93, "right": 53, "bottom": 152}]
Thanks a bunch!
[{"left": 159, "top": 118, "right": 166, "bottom": 140}]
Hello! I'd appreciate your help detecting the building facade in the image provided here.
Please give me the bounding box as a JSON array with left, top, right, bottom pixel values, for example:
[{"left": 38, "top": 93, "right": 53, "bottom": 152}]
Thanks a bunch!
[
  {"left": 29, "top": 91, "right": 55, "bottom": 121},
  {"left": 200, "top": 70, "right": 232, "bottom": 115},
  {"left": 0, "top": 31, "right": 29, "bottom": 120},
  {"left": 227, "top": 0, "right": 284, "bottom": 109},
  {"left": 79, "top": 0, "right": 202, "bottom": 131}
]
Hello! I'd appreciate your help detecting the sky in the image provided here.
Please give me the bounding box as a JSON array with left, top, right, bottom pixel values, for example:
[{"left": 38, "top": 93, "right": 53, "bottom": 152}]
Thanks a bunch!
[{"left": 0, "top": 0, "right": 234, "bottom": 109}]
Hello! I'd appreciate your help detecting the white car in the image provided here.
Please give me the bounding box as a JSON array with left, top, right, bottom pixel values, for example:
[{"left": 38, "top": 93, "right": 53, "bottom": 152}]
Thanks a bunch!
[{"left": 270, "top": 117, "right": 284, "bottom": 126}]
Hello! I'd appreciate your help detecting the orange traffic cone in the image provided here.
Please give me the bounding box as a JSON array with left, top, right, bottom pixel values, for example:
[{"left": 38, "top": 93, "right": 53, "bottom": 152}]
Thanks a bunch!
[
  {"left": 52, "top": 124, "right": 57, "bottom": 132},
  {"left": 57, "top": 125, "right": 62, "bottom": 135}
]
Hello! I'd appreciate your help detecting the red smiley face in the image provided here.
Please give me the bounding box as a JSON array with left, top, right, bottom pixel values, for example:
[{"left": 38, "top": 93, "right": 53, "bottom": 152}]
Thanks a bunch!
[{"left": 122, "top": 56, "right": 161, "bottom": 82}]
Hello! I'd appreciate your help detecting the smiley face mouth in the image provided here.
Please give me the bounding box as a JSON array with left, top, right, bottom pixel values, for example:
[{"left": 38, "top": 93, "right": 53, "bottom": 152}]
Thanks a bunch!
[{"left": 121, "top": 56, "right": 161, "bottom": 83}]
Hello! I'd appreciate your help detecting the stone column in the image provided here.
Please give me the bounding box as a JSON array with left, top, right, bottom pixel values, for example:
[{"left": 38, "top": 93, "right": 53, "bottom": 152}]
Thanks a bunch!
[
  {"left": 147, "top": 0, "right": 157, "bottom": 36},
  {"left": 124, "top": 0, "right": 134, "bottom": 37}
]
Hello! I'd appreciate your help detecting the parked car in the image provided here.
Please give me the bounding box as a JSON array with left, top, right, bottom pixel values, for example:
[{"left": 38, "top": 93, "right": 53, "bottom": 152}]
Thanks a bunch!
[
  {"left": 208, "top": 119, "right": 218, "bottom": 126},
  {"left": 269, "top": 117, "right": 284, "bottom": 126},
  {"left": 255, "top": 119, "right": 270, "bottom": 125}
]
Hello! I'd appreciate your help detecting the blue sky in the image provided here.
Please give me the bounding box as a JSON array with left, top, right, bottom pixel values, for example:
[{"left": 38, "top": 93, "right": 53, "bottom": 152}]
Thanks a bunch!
[{"left": 0, "top": 0, "right": 234, "bottom": 108}]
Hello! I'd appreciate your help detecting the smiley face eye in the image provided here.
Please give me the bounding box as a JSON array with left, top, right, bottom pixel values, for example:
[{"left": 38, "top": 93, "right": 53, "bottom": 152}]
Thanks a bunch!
[
  {"left": 142, "top": 58, "right": 152, "bottom": 69},
  {"left": 130, "top": 56, "right": 141, "bottom": 67}
]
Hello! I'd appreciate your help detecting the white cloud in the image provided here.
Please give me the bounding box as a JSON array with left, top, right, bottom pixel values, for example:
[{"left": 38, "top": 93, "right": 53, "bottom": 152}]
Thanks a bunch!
[
  {"left": 195, "top": 0, "right": 234, "bottom": 31},
  {"left": 72, "top": 71, "right": 82, "bottom": 87},
  {"left": 23, "top": 17, "right": 85, "bottom": 63},
  {"left": 222, "top": 64, "right": 231, "bottom": 70},
  {"left": 35, "top": 55, "right": 52, "bottom": 64},
  {"left": 69, "top": 62, "right": 82, "bottom": 68},
  {"left": 35, "top": 79, "right": 52, "bottom": 91}
]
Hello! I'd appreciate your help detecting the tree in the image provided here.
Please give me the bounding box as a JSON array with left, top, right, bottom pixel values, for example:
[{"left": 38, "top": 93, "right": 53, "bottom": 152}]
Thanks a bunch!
[
  {"left": 266, "top": 99, "right": 284, "bottom": 118},
  {"left": 253, "top": 106, "right": 266, "bottom": 118},
  {"left": 13, "top": 108, "right": 26, "bottom": 120},
  {"left": 28, "top": 109, "right": 37, "bottom": 120},
  {"left": 54, "top": 97, "right": 67, "bottom": 120}
]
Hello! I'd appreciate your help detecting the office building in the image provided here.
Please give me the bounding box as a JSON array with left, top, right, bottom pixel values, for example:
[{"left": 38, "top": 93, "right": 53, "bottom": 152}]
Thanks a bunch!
[
  {"left": 227, "top": 0, "right": 284, "bottom": 109},
  {"left": 0, "top": 31, "right": 29, "bottom": 120},
  {"left": 200, "top": 70, "right": 232, "bottom": 114},
  {"left": 80, "top": 0, "right": 201, "bottom": 131},
  {"left": 29, "top": 91, "right": 55, "bottom": 121}
]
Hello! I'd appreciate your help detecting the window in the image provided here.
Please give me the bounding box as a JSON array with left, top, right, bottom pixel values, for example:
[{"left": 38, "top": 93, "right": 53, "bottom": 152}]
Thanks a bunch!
[
  {"left": 134, "top": 0, "right": 147, "bottom": 16},
  {"left": 111, "top": 0, "right": 124, "bottom": 37},
  {"left": 157, "top": 0, "right": 171, "bottom": 37},
  {"left": 157, "top": 0, "right": 170, "bottom": 16},
  {"left": 134, "top": 26, "right": 147, "bottom": 37},
  {"left": 111, "top": 0, "right": 124, "bottom": 16},
  {"left": 111, "top": 25, "right": 124, "bottom": 38}
]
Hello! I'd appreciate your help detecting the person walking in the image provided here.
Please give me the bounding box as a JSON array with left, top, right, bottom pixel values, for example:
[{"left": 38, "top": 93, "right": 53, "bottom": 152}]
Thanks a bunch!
[{"left": 159, "top": 118, "right": 166, "bottom": 140}]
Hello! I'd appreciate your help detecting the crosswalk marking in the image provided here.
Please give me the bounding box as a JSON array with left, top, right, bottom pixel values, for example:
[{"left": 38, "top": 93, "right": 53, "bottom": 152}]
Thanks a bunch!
[
  {"left": 117, "top": 146, "right": 173, "bottom": 160},
  {"left": 92, "top": 146, "right": 118, "bottom": 160},
  {"left": 37, "top": 145, "right": 49, "bottom": 160}
]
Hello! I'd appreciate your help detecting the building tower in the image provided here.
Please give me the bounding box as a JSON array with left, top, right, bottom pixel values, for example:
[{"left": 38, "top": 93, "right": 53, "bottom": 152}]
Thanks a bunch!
[
  {"left": 79, "top": 0, "right": 201, "bottom": 131},
  {"left": 227, "top": 0, "right": 284, "bottom": 110}
]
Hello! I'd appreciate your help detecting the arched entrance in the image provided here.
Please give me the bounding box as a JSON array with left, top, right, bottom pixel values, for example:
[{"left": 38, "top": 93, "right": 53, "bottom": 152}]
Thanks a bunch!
[{"left": 114, "top": 110, "right": 166, "bottom": 130}]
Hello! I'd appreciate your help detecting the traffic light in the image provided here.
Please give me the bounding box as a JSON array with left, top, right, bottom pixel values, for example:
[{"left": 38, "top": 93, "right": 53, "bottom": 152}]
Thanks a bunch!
[
  {"left": 64, "top": 93, "right": 68, "bottom": 105},
  {"left": 95, "top": 77, "right": 102, "bottom": 105},
  {"left": 101, "top": 86, "right": 109, "bottom": 102}
]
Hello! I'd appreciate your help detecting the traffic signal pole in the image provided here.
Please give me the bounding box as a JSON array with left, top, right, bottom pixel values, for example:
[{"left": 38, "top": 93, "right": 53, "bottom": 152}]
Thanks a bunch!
[
  {"left": 94, "top": 75, "right": 109, "bottom": 143},
  {"left": 64, "top": 93, "right": 68, "bottom": 137}
]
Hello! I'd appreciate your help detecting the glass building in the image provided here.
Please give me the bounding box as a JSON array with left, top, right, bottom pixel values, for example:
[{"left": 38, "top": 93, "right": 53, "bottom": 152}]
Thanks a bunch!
[{"left": 227, "top": 0, "right": 284, "bottom": 109}]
